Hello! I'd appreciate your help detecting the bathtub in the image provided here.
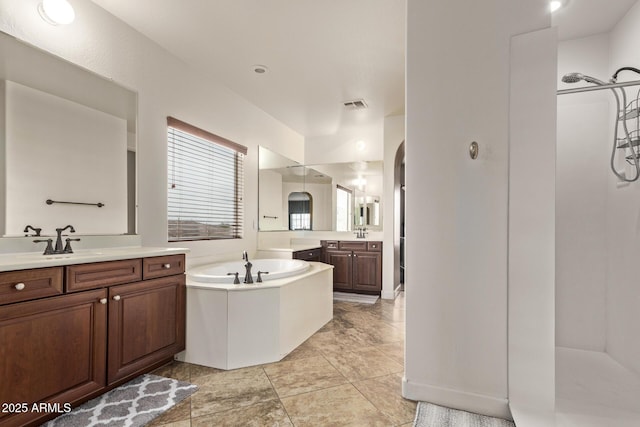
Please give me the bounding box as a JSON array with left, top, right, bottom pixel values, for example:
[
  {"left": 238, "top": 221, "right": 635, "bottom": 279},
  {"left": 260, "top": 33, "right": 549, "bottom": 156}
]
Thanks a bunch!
[
  {"left": 177, "top": 261, "right": 333, "bottom": 370},
  {"left": 188, "top": 258, "right": 310, "bottom": 283}
]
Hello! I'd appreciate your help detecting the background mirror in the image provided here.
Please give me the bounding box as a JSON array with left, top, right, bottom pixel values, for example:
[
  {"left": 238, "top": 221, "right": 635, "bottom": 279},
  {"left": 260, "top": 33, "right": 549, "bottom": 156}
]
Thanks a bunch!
[
  {"left": 0, "top": 31, "right": 137, "bottom": 237},
  {"left": 258, "top": 146, "right": 383, "bottom": 231}
]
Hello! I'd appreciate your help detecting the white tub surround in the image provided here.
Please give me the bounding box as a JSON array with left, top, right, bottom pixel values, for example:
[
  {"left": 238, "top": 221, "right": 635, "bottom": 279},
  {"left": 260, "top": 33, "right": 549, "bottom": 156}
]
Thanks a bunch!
[
  {"left": 0, "top": 245, "right": 189, "bottom": 271},
  {"left": 189, "top": 258, "right": 310, "bottom": 283},
  {"left": 178, "top": 261, "right": 333, "bottom": 370}
]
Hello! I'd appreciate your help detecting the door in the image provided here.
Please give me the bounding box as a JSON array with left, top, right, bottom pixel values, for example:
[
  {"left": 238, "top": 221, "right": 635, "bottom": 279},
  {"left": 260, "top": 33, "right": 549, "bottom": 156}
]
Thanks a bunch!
[
  {"left": 326, "top": 250, "right": 353, "bottom": 291},
  {"left": 352, "top": 251, "right": 382, "bottom": 292},
  {"left": 108, "top": 275, "right": 185, "bottom": 384}
]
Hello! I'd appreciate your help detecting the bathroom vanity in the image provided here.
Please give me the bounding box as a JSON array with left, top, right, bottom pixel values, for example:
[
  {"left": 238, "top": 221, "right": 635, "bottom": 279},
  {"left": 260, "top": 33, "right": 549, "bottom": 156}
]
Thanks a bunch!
[
  {"left": 321, "top": 240, "right": 382, "bottom": 294},
  {"left": 0, "top": 248, "right": 187, "bottom": 427}
]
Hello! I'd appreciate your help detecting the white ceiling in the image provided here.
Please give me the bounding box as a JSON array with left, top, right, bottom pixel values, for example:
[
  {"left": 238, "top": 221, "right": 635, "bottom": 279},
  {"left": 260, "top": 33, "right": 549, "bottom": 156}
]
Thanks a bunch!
[
  {"left": 552, "top": 0, "right": 637, "bottom": 40},
  {"left": 92, "top": 0, "right": 405, "bottom": 139},
  {"left": 92, "top": 0, "right": 637, "bottom": 140}
]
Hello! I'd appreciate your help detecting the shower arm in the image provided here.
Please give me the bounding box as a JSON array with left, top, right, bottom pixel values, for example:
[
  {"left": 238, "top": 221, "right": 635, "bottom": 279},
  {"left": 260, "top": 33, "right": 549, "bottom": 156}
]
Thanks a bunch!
[{"left": 557, "top": 79, "right": 640, "bottom": 95}]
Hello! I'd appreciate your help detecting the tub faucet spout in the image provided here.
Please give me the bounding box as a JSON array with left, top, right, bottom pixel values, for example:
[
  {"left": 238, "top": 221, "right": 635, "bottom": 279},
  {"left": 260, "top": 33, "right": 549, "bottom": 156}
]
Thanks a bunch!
[
  {"left": 242, "top": 251, "right": 253, "bottom": 283},
  {"left": 244, "top": 261, "right": 253, "bottom": 284}
]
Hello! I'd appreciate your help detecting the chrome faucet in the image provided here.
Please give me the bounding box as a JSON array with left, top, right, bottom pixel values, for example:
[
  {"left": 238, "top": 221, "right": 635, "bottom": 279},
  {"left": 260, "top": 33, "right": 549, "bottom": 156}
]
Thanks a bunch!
[
  {"left": 354, "top": 227, "right": 368, "bottom": 239},
  {"left": 54, "top": 225, "right": 75, "bottom": 253},
  {"left": 242, "top": 251, "right": 253, "bottom": 284}
]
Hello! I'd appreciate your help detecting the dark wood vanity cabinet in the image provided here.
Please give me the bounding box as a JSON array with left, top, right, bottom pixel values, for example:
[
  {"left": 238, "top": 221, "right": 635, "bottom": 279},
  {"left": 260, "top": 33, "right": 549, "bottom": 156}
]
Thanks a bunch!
[
  {"left": 321, "top": 240, "right": 382, "bottom": 294},
  {"left": 292, "top": 247, "right": 322, "bottom": 262},
  {"left": 0, "top": 288, "right": 107, "bottom": 427},
  {"left": 0, "top": 254, "right": 186, "bottom": 427},
  {"left": 108, "top": 274, "right": 185, "bottom": 384}
]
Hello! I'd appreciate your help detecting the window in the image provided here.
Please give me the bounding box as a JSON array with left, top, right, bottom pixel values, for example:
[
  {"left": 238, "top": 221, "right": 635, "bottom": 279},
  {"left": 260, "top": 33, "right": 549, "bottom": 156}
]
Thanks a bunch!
[
  {"left": 336, "top": 185, "right": 352, "bottom": 231},
  {"left": 167, "top": 117, "right": 247, "bottom": 241},
  {"left": 288, "top": 192, "right": 312, "bottom": 230}
]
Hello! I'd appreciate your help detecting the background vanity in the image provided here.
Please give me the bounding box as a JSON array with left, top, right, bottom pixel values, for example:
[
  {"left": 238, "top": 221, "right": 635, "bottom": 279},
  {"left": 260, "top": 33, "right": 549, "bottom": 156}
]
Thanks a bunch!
[{"left": 258, "top": 146, "right": 386, "bottom": 295}]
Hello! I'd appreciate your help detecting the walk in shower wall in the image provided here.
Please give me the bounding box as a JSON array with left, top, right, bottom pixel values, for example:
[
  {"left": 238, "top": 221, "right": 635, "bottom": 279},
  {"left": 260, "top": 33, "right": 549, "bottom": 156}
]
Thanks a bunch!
[
  {"left": 556, "top": 34, "right": 610, "bottom": 354},
  {"left": 605, "top": 1, "right": 640, "bottom": 375},
  {"left": 557, "top": 2, "right": 640, "bottom": 379},
  {"left": 555, "top": 3, "right": 640, "bottom": 424}
]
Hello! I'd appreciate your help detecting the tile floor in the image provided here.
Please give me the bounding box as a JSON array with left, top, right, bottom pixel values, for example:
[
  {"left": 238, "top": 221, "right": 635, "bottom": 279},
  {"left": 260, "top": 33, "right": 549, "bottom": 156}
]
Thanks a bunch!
[{"left": 149, "top": 292, "right": 415, "bottom": 426}]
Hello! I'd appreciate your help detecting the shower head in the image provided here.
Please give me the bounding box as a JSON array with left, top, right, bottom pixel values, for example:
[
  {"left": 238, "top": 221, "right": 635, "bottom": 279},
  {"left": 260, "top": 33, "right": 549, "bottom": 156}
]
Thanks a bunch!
[{"left": 562, "top": 72, "right": 607, "bottom": 85}]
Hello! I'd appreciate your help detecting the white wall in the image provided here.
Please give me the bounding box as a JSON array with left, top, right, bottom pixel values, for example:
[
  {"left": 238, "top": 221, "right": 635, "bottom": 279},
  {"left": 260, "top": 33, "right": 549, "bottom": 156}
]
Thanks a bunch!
[
  {"left": 404, "top": 0, "right": 549, "bottom": 419},
  {"left": 305, "top": 122, "right": 384, "bottom": 165},
  {"left": 5, "top": 81, "right": 128, "bottom": 235},
  {"left": 555, "top": 34, "right": 610, "bottom": 351},
  {"left": 508, "top": 28, "right": 557, "bottom": 423},
  {"left": 606, "top": 0, "right": 640, "bottom": 375},
  {"left": 258, "top": 170, "right": 286, "bottom": 231},
  {"left": 0, "top": 0, "right": 304, "bottom": 263}
]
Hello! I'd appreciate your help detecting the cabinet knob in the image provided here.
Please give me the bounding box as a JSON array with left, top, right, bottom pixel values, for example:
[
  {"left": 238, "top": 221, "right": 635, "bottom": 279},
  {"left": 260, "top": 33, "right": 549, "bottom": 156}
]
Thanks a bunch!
[
  {"left": 14, "top": 282, "right": 25, "bottom": 291},
  {"left": 113, "top": 295, "right": 121, "bottom": 301},
  {"left": 354, "top": 254, "right": 357, "bottom": 257},
  {"left": 99, "top": 298, "right": 107, "bottom": 305},
  {"left": 163, "top": 263, "right": 171, "bottom": 269},
  {"left": 348, "top": 254, "right": 352, "bottom": 257},
  {"left": 309, "top": 253, "right": 313, "bottom": 256}
]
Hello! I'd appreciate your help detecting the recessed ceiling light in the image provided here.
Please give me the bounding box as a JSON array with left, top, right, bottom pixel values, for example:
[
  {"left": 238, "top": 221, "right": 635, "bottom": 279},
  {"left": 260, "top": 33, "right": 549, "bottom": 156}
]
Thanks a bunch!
[
  {"left": 252, "top": 64, "right": 269, "bottom": 74},
  {"left": 550, "top": 0, "right": 563, "bottom": 13},
  {"left": 38, "top": 0, "right": 75, "bottom": 25}
]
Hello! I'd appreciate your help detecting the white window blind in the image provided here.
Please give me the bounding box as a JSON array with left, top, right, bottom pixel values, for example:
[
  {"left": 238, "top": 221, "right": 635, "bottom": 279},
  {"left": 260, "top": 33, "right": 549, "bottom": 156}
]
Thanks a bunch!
[{"left": 167, "top": 117, "right": 247, "bottom": 241}]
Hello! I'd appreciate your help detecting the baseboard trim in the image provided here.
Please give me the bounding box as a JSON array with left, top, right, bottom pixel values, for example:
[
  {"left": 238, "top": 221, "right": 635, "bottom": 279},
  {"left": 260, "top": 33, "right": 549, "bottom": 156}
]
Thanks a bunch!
[
  {"left": 402, "top": 377, "right": 512, "bottom": 421},
  {"left": 382, "top": 284, "right": 402, "bottom": 300}
]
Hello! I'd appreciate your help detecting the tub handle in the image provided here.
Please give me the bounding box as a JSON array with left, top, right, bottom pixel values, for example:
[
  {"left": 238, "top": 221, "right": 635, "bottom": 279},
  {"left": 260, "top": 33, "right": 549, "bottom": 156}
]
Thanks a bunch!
[
  {"left": 227, "top": 272, "right": 240, "bottom": 284},
  {"left": 257, "top": 271, "right": 270, "bottom": 283}
]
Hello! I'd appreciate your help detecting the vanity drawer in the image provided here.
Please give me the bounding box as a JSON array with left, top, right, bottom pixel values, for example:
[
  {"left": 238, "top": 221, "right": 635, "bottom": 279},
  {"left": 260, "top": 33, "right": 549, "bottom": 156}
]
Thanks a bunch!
[
  {"left": 339, "top": 241, "right": 368, "bottom": 251},
  {"left": 66, "top": 259, "right": 142, "bottom": 292},
  {"left": 293, "top": 248, "right": 322, "bottom": 261},
  {"left": 0, "top": 267, "right": 64, "bottom": 305},
  {"left": 143, "top": 254, "right": 185, "bottom": 279},
  {"left": 367, "top": 241, "right": 382, "bottom": 252},
  {"left": 324, "top": 241, "right": 339, "bottom": 250}
]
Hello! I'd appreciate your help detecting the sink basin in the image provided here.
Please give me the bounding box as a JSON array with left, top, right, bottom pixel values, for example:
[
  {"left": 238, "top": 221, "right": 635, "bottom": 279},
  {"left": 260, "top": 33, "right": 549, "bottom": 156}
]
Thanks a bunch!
[{"left": 12, "top": 250, "right": 108, "bottom": 263}]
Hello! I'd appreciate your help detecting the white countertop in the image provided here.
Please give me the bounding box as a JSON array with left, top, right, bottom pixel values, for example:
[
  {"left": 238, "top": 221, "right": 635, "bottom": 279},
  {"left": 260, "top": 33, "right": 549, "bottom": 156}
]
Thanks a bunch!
[{"left": 0, "top": 246, "right": 190, "bottom": 272}]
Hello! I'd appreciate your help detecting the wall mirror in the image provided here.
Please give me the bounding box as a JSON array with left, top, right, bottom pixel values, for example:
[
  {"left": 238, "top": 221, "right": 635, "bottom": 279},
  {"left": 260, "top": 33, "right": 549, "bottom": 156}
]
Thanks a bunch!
[
  {"left": 0, "top": 31, "right": 137, "bottom": 237},
  {"left": 258, "top": 146, "right": 383, "bottom": 231}
]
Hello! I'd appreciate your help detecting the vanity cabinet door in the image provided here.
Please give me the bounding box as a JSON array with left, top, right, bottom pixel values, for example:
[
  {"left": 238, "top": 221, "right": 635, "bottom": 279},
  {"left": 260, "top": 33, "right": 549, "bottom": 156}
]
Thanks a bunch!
[
  {"left": 107, "top": 275, "right": 186, "bottom": 385},
  {"left": 352, "top": 251, "right": 382, "bottom": 292},
  {"left": 326, "top": 250, "right": 353, "bottom": 291},
  {"left": 0, "top": 289, "right": 107, "bottom": 427}
]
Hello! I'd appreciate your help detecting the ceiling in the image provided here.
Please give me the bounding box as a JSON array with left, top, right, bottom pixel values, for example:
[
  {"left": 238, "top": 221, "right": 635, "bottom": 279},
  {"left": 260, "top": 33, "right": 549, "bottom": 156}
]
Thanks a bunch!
[
  {"left": 92, "top": 0, "right": 637, "bottom": 140},
  {"left": 92, "top": 0, "right": 405, "bottom": 139},
  {"left": 552, "top": 0, "right": 638, "bottom": 40}
]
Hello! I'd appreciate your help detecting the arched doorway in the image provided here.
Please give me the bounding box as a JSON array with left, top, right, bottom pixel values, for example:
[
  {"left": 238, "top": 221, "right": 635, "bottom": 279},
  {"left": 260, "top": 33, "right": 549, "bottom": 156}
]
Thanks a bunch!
[{"left": 394, "top": 142, "right": 405, "bottom": 290}]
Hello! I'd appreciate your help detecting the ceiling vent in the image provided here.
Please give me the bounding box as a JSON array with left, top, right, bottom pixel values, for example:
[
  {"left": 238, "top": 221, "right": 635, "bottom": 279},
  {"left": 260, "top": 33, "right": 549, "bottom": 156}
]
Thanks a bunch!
[{"left": 343, "top": 99, "right": 368, "bottom": 110}]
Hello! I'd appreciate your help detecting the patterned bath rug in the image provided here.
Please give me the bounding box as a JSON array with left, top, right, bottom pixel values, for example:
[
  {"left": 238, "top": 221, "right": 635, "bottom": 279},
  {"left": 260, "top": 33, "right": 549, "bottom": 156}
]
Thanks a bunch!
[
  {"left": 333, "top": 292, "right": 379, "bottom": 304},
  {"left": 413, "top": 402, "right": 515, "bottom": 427},
  {"left": 43, "top": 374, "right": 197, "bottom": 427}
]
